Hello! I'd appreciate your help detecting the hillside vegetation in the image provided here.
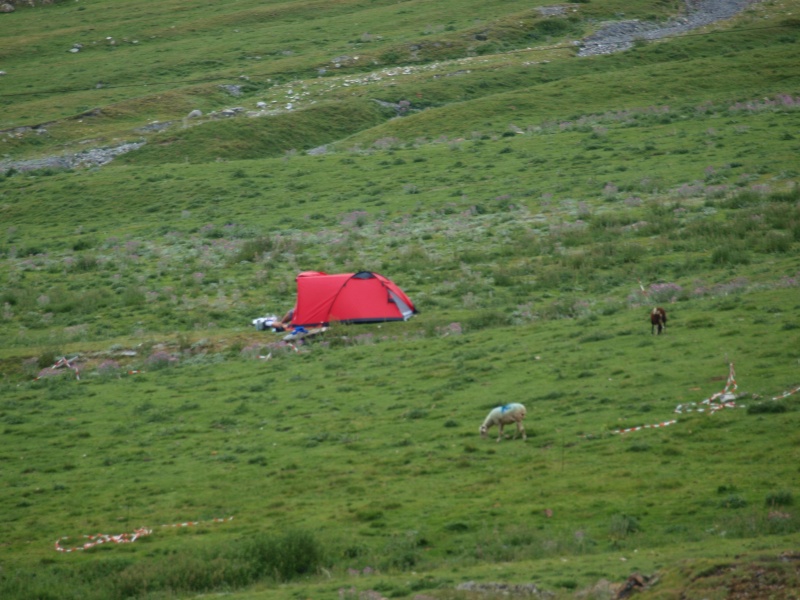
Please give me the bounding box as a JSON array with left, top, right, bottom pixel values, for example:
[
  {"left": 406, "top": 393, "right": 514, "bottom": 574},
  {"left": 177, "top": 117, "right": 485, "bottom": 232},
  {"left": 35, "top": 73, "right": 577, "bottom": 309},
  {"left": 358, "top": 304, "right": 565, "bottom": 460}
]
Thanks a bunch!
[{"left": 1, "top": 1, "right": 800, "bottom": 599}]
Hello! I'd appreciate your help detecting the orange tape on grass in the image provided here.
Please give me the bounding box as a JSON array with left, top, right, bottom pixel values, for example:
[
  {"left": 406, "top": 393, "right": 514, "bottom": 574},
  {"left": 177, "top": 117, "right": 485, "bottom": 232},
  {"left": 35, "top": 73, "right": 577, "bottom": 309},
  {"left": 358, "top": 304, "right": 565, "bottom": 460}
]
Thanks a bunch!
[{"left": 55, "top": 517, "right": 233, "bottom": 553}]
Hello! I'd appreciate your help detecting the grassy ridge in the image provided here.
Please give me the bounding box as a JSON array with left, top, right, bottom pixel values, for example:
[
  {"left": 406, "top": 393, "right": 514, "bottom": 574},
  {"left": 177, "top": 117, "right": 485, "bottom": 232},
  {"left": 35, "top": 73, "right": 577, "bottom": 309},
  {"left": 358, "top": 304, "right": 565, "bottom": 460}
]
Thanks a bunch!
[
  {"left": 7, "top": 0, "right": 793, "bottom": 156},
  {"left": 1, "top": 0, "right": 800, "bottom": 598},
  {"left": 1, "top": 0, "right": 573, "bottom": 128},
  {"left": 117, "top": 98, "right": 396, "bottom": 164},
  {"left": 341, "top": 34, "right": 800, "bottom": 145}
]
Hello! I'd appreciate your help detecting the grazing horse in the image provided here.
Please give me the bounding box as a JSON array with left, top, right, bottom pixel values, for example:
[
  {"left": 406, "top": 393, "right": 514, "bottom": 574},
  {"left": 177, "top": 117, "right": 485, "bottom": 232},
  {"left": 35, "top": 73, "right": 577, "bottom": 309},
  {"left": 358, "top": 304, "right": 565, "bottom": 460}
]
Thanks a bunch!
[{"left": 650, "top": 307, "right": 667, "bottom": 335}]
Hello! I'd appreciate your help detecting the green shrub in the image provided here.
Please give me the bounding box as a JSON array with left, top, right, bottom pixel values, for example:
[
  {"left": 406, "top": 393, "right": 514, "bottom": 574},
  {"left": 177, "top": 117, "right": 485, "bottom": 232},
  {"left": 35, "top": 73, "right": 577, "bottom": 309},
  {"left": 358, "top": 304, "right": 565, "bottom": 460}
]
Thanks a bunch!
[
  {"left": 36, "top": 348, "right": 61, "bottom": 369},
  {"left": 241, "top": 529, "right": 325, "bottom": 582}
]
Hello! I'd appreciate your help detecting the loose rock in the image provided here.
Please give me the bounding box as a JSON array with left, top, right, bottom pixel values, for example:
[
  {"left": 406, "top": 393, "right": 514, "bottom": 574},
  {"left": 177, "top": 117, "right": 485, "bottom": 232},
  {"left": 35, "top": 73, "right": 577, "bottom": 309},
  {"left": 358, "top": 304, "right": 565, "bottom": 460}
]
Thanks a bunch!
[{"left": 577, "top": 0, "right": 761, "bottom": 56}]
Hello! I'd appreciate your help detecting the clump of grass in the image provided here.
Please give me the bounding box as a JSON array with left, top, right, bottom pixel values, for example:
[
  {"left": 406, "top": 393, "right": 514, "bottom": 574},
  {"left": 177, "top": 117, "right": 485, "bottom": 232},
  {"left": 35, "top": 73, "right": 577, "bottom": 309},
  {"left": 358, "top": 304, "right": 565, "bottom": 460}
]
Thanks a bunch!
[
  {"left": 231, "top": 236, "right": 275, "bottom": 263},
  {"left": 380, "top": 531, "right": 424, "bottom": 571},
  {"left": 95, "top": 359, "right": 121, "bottom": 379},
  {"left": 719, "top": 494, "right": 748, "bottom": 509},
  {"left": 747, "top": 401, "right": 787, "bottom": 415},
  {"left": 626, "top": 443, "right": 650, "bottom": 452},
  {"left": 579, "top": 331, "right": 613, "bottom": 343},
  {"left": 144, "top": 351, "right": 178, "bottom": 370},
  {"left": 405, "top": 408, "right": 428, "bottom": 419},
  {"left": 608, "top": 514, "right": 640, "bottom": 541},
  {"left": 711, "top": 244, "right": 750, "bottom": 265},
  {"left": 463, "top": 310, "right": 511, "bottom": 331},
  {"left": 765, "top": 490, "right": 793, "bottom": 508},
  {"left": 759, "top": 231, "right": 792, "bottom": 253},
  {"left": 121, "top": 286, "right": 146, "bottom": 307},
  {"left": 647, "top": 282, "right": 684, "bottom": 304}
]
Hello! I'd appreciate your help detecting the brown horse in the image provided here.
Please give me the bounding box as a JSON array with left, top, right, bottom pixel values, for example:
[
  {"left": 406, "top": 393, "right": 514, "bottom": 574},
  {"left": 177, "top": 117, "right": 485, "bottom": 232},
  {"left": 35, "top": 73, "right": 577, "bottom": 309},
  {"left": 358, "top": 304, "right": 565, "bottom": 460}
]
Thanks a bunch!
[{"left": 650, "top": 307, "right": 667, "bottom": 335}]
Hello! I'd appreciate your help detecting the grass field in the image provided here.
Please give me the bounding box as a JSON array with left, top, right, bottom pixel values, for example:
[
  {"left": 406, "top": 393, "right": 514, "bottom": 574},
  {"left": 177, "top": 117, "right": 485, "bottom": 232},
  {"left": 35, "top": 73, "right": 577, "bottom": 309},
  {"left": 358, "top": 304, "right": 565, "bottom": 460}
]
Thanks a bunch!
[{"left": 1, "top": 0, "right": 800, "bottom": 598}]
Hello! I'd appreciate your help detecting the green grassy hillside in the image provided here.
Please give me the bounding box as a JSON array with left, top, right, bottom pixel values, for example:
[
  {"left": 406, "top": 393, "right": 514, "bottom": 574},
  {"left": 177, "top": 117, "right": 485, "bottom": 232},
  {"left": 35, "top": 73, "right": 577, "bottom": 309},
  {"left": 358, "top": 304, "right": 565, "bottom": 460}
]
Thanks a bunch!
[{"left": 1, "top": 1, "right": 799, "bottom": 599}]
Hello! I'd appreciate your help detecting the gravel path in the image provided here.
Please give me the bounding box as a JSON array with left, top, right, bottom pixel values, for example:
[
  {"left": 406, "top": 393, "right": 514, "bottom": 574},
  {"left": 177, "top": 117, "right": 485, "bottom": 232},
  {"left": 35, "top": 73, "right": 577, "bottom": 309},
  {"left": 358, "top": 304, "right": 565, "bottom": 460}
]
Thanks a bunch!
[
  {"left": 577, "top": 0, "right": 760, "bottom": 56},
  {"left": 1, "top": 141, "right": 144, "bottom": 173}
]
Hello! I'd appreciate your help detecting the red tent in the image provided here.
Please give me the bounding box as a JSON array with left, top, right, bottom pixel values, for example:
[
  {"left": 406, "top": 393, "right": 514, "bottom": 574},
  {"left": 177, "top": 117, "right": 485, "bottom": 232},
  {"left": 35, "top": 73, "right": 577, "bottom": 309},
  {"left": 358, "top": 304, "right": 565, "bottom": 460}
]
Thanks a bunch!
[{"left": 291, "top": 271, "right": 417, "bottom": 327}]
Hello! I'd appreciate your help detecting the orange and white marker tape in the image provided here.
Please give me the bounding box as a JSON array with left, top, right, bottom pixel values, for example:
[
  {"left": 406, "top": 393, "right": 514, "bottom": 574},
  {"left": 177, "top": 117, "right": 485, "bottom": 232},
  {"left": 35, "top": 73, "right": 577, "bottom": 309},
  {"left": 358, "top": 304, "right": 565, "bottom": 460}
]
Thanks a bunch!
[
  {"left": 55, "top": 517, "right": 233, "bottom": 552},
  {"left": 675, "top": 362, "right": 739, "bottom": 414},
  {"left": 160, "top": 516, "right": 233, "bottom": 529},
  {"left": 613, "top": 363, "right": 737, "bottom": 435},
  {"left": 612, "top": 419, "right": 678, "bottom": 435},
  {"left": 55, "top": 528, "right": 152, "bottom": 553},
  {"left": 613, "top": 362, "right": 799, "bottom": 435},
  {"left": 772, "top": 385, "right": 800, "bottom": 401},
  {"left": 36, "top": 357, "right": 81, "bottom": 381}
]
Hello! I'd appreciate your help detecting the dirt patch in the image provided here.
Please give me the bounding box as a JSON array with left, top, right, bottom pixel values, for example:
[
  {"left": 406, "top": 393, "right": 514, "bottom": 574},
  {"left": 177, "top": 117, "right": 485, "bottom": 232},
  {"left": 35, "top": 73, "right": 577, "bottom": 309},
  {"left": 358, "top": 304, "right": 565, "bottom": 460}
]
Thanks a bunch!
[{"left": 681, "top": 553, "right": 800, "bottom": 599}]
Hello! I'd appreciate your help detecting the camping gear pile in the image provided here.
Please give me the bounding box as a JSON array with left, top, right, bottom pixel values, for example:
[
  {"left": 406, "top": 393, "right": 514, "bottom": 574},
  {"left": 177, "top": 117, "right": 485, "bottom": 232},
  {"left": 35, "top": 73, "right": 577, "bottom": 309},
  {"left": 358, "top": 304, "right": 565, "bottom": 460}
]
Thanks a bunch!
[{"left": 252, "top": 315, "right": 279, "bottom": 331}]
